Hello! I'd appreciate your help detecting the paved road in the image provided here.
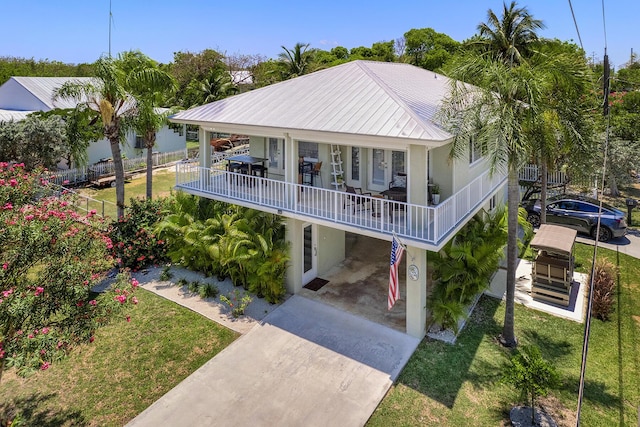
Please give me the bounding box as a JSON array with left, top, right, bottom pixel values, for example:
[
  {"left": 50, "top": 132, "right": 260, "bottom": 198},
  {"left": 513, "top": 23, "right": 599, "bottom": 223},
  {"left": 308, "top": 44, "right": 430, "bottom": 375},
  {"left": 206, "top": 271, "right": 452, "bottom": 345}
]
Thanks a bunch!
[
  {"left": 575, "top": 229, "right": 640, "bottom": 259},
  {"left": 127, "top": 295, "right": 420, "bottom": 427}
]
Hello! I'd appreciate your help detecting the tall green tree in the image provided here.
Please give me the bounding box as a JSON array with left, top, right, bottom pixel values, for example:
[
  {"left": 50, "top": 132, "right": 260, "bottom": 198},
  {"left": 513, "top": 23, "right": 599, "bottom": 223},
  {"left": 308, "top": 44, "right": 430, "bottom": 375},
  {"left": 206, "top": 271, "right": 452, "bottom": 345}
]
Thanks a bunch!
[
  {"left": 55, "top": 53, "right": 174, "bottom": 217},
  {"left": 441, "top": 1, "right": 546, "bottom": 347},
  {"left": 119, "top": 51, "right": 177, "bottom": 199},
  {"left": 279, "top": 43, "right": 312, "bottom": 78},
  {"left": 403, "top": 28, "right": 460, "bottom": 70},
  {"left": 476, "top": 1, "right": 544, "bottom": 65}
]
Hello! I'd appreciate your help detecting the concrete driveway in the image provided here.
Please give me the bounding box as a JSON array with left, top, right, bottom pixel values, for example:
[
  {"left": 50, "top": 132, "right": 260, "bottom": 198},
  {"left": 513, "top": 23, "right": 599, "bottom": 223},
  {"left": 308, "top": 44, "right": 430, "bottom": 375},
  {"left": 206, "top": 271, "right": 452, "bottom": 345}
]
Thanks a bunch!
[{"left": 127, "top": 295, "right": 420, "bottom": 427}]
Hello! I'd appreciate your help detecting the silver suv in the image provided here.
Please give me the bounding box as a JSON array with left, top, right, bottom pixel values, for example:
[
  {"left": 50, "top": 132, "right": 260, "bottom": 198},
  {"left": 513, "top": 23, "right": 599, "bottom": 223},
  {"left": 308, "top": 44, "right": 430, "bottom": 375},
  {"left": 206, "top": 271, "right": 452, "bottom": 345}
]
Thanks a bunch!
[{"left": 523, "top": 195, "right": 627, "bottom": 242}]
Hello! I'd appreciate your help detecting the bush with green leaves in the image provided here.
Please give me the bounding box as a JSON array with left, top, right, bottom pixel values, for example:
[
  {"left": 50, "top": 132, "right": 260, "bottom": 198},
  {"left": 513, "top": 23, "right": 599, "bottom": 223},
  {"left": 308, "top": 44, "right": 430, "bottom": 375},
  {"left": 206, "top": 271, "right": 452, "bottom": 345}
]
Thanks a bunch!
[
  {"left": 589, "top": 259, "right": 617, "bottom": 321},
  {"left": 502, "top": 345, "right": 560, "bottom": 425},
  {"left": 0, "top": 163, "right": 138, "bottom": 380},
  {"left": 157, "top": 193, "right": 289, "bottom": 303},
  {"left": 108, "top": 197, "right": 171, "bottom": 270},
  {"left": 428, "top": 207, "right": 508, "bottom": 331}
]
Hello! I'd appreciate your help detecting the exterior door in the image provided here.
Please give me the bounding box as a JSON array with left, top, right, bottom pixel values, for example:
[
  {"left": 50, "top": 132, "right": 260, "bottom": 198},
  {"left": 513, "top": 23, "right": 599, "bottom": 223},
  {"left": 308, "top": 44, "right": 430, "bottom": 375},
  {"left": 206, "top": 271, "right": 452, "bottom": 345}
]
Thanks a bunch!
[
  {"left": 368, "top": 149, "right": 405, "bottom": 192},
  {"left": 268, "top": 137, "right": 285, "bottom": 177},
  {"left": 301, "top": 223, "right": 317, "bottom": 285}
]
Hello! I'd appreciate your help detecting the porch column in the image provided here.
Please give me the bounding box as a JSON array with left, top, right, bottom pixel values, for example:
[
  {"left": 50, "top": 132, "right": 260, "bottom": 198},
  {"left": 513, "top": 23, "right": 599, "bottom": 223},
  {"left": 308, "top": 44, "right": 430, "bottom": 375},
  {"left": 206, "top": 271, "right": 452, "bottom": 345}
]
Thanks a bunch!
[
  {"left": 200, "top": 127, "right": 211, "bottom": 169},
  {"left": 284, "top": 133, "right": 298, "bottom": 184},
  {"left": 284, "top": 217, "right": 303, "bottom": 294},
  {"left": 405, "top": 246, "right": 428, "bottom": 338},
  {"left": 407, "top": 144, "right": 428, "bottom": 205}
]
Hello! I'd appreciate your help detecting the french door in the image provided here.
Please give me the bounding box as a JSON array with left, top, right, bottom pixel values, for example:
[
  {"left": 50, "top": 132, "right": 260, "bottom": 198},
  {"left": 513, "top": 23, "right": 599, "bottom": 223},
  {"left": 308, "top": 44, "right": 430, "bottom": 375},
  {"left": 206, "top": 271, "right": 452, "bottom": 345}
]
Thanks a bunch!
[{"left": 368, "top": 149, "right": 405, "bottom": 192}]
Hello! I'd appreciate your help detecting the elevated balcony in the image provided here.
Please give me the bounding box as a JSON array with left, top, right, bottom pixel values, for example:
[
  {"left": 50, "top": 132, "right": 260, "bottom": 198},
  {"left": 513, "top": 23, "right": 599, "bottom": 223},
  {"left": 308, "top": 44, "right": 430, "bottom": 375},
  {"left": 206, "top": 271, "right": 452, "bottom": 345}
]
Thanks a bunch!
[{"left": 175, "top": 163, "right": 506, "bottom": 251}]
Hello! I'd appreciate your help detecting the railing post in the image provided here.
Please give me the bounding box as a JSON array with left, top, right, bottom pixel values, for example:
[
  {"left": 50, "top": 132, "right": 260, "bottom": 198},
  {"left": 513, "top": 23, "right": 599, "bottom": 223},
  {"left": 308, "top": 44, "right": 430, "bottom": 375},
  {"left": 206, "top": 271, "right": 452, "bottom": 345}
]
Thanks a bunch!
[{"left": 102, "top": 200, "right": 105, "bottom": 218}]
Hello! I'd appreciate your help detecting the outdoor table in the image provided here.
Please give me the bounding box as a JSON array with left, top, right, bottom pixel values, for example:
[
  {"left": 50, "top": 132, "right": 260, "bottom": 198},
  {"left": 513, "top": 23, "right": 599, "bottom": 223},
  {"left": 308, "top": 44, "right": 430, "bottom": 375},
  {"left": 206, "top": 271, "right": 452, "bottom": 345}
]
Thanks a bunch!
[
  {"left": 299, "top": 160, "right": 314, "bottom": 186},
  {"left": 227, "top": 155, "right": 268, "bottom": 177}
]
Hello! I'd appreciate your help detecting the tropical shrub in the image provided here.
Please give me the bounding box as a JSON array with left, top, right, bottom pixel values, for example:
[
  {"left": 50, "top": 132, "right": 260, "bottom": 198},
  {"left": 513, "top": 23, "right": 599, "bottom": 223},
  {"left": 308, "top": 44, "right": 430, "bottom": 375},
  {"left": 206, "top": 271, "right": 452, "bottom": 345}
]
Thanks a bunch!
[
  {"left": 108, "top": 197, "right": 171, "bottom": 270},
  {"left": 0, "top": 163, "right": 138, "bottom": 379},
  {"left": 428, "top": 207, "right": 508, "bottom": 331},
  {"left": 157, "top": 193, "right": 289, "bottom": 303},
  {"left": 503, "top": 345, "right": 560, "bottom": 425},
  {"left": 589, "top": 259, "right": 617, "bottom": 321}
]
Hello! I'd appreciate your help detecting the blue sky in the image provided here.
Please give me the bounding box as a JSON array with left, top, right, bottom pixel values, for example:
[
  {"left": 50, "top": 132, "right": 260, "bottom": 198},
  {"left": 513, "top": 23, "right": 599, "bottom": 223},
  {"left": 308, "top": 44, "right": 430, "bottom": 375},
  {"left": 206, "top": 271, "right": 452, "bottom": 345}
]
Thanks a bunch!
[{"left": 1, "top": 1, "right": 637, "bottom": 69}]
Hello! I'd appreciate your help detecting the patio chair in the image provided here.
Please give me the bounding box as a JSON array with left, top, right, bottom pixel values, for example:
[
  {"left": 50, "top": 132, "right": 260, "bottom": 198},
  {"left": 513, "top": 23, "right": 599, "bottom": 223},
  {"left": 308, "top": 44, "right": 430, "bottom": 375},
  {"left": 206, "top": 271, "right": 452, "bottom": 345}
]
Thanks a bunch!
[
  {"left": 344, "top": 185, "right": 372, "bottom": 213},
  {"left": 310, "top": 161, "right": 323, "bottom": 187}
]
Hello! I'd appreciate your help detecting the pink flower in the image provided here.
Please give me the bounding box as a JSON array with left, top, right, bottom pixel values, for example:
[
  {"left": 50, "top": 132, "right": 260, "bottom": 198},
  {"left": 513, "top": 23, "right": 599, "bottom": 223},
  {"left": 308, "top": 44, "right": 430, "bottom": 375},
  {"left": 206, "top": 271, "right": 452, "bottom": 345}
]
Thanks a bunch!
[
  {"left": 63, "top": 180, "right": 70, "bottom": 184},
  {"left": 89, "top": 336, "right": 95, "bottom": 343},
  {"left": 2, "top": 203, "right": 12, "bottom": 210},
  {"left": 126, "top": 315, "right": 131, "bottom": 322},
  {"left": 2, "top": 289, "right": 13, "bottom": 298},
  {"left": 131, "top": 278, "right": 139, "bottom": 288},
  {"left": 115, "top": 294, "right": 127, "bottom": 304},
  {"left": 28, "top": 334, "right": 34, "bottom": 339},
  {"left": 89, "top": 299, "right": 97, "bottom": 306},
  {"left": 34, "top": 286, "right": 44, "bottom": 296},
  {"left": 25, "top": 214, "right": 34, "bottom": 221},
  {"left": 132, "top": 297, "right": 138, "bottom": 305},
  {"left": 9, "top": 179, "right": 17, "bottom": 187},
  {"left": 2, "top": 263, "right": 7, "bottom": 270},
  {"left": 41, "top": 327, "right": 49, "bottom": 334},
  {"left": 40, "top": 362, "right": 50, "bottom": 370}
]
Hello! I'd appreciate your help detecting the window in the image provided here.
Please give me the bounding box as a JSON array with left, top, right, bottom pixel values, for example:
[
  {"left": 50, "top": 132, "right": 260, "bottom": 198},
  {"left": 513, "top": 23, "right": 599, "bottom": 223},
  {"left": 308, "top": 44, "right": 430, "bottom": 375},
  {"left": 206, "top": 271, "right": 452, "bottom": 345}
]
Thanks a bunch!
[
  {"left": 468, "top": 135, "right": 484, "bottom": 164},
  {"left": 489, "top": 194, "right": 497, "bottom": 211},
  {"left": 135, "top": 136, "right": 144, "bottom": 149},
  {"left": 351, "top": 147, "right": 360, "bottom": 181},
  {"left": 299, "top": 141, "right": 318, "bottom": 160}
]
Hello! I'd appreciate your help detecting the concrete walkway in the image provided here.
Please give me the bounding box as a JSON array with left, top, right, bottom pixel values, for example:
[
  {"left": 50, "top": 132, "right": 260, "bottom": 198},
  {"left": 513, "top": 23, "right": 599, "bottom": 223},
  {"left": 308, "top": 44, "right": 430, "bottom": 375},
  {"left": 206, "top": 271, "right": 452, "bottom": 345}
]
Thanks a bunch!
[{"left": 127, "top": 295, "right": 420, "bottom": 427}]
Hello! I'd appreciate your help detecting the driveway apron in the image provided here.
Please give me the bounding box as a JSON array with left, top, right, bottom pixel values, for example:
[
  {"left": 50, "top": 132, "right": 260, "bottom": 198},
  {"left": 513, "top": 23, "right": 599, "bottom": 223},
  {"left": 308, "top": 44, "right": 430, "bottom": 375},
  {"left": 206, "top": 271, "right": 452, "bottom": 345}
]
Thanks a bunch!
[{"left": 127, "top": 295, "right": 420, "bottom": 427}]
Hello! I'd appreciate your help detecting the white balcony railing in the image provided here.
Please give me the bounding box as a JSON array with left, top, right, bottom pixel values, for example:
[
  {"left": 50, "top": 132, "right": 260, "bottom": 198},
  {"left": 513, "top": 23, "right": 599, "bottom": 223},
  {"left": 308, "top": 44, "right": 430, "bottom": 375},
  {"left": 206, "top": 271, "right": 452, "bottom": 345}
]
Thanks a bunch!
[{"left": 175, "top": 163, "right": 506, "bottom": 248}]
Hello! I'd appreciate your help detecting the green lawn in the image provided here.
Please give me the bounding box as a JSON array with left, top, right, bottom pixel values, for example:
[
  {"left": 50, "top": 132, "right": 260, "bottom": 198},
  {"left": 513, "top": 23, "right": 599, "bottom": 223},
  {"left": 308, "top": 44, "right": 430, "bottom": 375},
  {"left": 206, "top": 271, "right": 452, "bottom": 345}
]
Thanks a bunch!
[
  {"left": 0, "top": 288, "right": 238, "bottom": 426},
  {"left": 77, "top": 168, "right": 177, "bottom": 218},
  {"left": 368, "top": 243, "right": 640, "bottom": 426}
]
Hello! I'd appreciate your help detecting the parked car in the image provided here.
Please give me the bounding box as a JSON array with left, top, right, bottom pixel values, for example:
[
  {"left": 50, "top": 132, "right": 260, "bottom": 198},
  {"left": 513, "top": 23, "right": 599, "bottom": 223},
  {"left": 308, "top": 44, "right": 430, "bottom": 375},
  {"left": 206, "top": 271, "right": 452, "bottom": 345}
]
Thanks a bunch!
[{"left": 522, "top": 195, "right": 627, "bottom": 242}]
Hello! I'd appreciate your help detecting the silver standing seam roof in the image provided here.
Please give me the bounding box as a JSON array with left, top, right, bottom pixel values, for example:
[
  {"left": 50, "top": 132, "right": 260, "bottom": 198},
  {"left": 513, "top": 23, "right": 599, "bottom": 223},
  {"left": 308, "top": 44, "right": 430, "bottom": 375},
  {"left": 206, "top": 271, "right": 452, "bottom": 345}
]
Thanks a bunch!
[
  {"left": 171, "top": 60, "right": 458, "bottom": 144},
  {"left": 9, "top": 76, "right": 94, "bottom": 110}
]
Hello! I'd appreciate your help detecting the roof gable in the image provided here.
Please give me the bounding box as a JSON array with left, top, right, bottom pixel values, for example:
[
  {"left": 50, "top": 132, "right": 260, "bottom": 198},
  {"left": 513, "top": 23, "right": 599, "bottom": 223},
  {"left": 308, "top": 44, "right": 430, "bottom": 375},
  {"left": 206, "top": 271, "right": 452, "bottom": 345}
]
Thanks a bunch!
[
  {"left": 171, "top": 61, "right": 455, "bottom": 143},
  {"left": 0, "top": 77, "right": 93, "bottom": 111}
]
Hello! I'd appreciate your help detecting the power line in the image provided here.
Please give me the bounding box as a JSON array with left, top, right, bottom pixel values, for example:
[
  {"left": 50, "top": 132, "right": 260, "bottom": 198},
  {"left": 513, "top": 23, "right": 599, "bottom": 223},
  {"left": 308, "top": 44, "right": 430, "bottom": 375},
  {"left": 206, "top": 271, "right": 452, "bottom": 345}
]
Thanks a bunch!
[{"left": 567, "top": 0, "right": 584, "bottom": 51}]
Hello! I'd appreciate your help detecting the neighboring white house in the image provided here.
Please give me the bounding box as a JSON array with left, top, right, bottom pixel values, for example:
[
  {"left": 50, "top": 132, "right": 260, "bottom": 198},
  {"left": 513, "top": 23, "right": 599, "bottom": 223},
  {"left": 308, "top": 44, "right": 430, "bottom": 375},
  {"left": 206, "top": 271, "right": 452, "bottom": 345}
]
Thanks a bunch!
[
  {"left": 170, "top": 60, "right": 507, "bottom": 338},
  {"left": 0, "top": 76, "right": 186, "bottom": 167}
]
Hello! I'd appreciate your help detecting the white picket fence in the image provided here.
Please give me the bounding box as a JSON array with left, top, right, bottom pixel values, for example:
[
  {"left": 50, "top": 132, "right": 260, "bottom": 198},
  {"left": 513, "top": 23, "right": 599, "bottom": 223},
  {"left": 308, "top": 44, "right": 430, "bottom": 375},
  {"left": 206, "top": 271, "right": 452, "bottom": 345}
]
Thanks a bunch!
[{"left": 49, "top": 149, "right": 189, "bottom": 185}]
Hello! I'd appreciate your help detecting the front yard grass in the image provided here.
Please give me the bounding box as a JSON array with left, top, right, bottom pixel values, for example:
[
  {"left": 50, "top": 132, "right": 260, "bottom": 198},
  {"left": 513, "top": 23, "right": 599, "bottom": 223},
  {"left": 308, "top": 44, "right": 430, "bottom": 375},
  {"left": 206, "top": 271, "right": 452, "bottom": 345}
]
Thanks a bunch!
[
  {"left": 368, "top": 243, "right": 640, "bottom": 426},
  {"left": 77, "top": 168, "right": 177, "bottom": 218},
  {"left": 0, "top": 287, "right": 238, "bottom": 426}
]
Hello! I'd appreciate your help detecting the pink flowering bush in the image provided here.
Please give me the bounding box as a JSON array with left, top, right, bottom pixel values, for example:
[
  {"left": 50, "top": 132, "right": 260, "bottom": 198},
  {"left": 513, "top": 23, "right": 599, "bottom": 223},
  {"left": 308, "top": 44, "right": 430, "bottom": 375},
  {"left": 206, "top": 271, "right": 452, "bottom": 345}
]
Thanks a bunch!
[
  {"left": 108, "top": 197, "right": 170, "bottom": 271},
  {"left": 0, "top": 165, "right": 138, "bottom": 379}
]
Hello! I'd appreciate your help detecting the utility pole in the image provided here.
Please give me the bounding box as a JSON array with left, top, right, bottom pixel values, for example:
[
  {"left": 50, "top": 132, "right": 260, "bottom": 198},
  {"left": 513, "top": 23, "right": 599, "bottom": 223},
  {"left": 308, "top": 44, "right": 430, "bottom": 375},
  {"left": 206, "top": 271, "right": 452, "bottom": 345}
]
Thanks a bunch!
[
  {"left": 576, "top": 49, "right": 610, "bottom": 426},
  {"left": 108, "top": 0, "right": 112, "bottom": 57}
]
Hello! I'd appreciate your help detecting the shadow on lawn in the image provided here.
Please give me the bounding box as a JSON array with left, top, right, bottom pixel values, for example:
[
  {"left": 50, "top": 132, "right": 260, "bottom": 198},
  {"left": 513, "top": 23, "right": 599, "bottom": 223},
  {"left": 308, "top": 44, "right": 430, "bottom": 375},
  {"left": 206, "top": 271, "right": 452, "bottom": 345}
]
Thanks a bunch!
[
  {"left": 396, "top": 295, "right": 503, "bottom": 408},
  {"left": 0, "top": 392, "right": 86, "bottom": 427}
]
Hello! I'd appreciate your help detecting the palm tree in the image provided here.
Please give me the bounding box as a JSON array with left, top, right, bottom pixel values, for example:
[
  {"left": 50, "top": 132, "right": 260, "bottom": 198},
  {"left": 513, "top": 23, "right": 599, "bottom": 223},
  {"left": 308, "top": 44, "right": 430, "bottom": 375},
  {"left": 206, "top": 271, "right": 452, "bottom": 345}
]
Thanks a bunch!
[
  {"left": 55, "top": 53, "right": 176, "bottom": 213},
  {"left": 441, "top": 54, "right": 547, "bottom": 347},
  {"left": 279, "top": 43, "right": 312, "bottom": 78},
  {"left": 187, "top": 70, "right": 238, "bottom": 107},
  {"left": 54, "top": 56, "right": 133, "bottom": 218},
  {"left": 444, "top": 6, "right": 592, "bottom": 347},
  {"left": 477, "top": 1, "right": 544, "bottom": 66},
  {"left": 440, "top": 2, "right": 550, "bottom": 347},
  {"left": 120, "top": 51, "right": 177, "bottom": 199}
]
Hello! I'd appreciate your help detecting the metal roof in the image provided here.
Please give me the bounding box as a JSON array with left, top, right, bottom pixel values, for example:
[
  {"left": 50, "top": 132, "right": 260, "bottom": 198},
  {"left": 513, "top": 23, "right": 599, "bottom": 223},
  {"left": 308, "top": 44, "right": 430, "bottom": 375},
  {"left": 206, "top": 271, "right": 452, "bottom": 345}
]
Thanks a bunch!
[
  {"left": 530, "top": 224, "right": 577, "bottom": 256},
  {"left": 10, "top": 76, "right": 94, "bottom": 110},
  {"left": 0, "top": 109, "right": 34, "bottom": 122},
  {"left": 171, "top": 60, "right": 458, "bottom": 144}
]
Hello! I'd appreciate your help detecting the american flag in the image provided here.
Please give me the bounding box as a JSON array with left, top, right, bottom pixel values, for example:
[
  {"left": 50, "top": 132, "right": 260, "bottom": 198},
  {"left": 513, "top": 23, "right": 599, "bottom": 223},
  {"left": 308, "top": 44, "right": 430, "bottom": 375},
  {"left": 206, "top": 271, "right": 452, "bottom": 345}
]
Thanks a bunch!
[{"left": 388, "top": 235, "right": 405, "bottom": 310}]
